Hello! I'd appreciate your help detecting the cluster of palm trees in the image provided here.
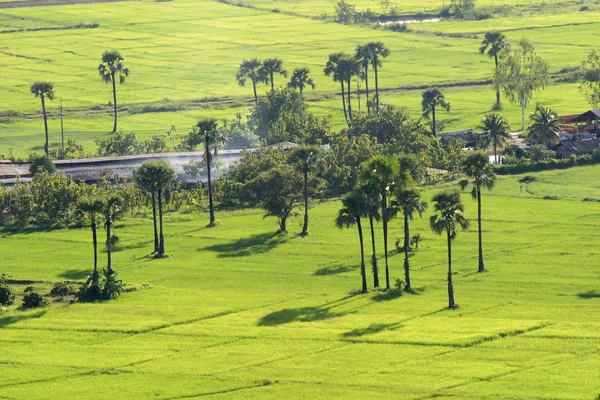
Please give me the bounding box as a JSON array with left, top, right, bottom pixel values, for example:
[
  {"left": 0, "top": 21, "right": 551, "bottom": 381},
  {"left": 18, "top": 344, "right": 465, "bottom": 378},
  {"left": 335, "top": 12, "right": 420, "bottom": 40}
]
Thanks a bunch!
[{"left": 337, "top": 151, "right": 496, "bottom": 309}]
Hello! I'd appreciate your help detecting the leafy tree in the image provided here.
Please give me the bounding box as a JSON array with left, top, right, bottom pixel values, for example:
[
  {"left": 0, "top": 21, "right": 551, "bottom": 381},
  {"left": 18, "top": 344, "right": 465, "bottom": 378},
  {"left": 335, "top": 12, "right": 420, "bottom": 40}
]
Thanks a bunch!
[
  {"left": 366, "top": 42, "right": 390, "bottom": 113},
  {"left": 77, "top": 197, "right": 105, "bottom": 286},
  {"left": 98, "top": 50, "right": 129, "bottom": 133},
  {"left": 360, "top": 182, "right": 381, "bottom": 288},
  {"left": 288, "top": 67, "right": 316, "bottom": 96},
  {"left": 528, "top": 105, "right": 560, "bottom": 146},
  {"left": 479, "top": 113, "right": 511, "bottom": 164},
  {"left": 479, "top": 31, "right": 509, "bottom": 108},
  {"left": 336, "top": 189, "right": 370, "bottom": 293},
  {"left": 459, "top": 152, "right": 495, "bottom": 273},
  {"left": 422, "top": 88, "right": 451, "bottom": 136},
  {"left": 495, "top": 39, "right": 549, "bottom": 131},
  {"left": 334, "top": 0, "right": 356, "bottom": 24},
  {"left": 393, "top": 188, "right": 427, "bottom": 291},
  {"left": 247, "top": 165, "right": 304, "bottom": 233},
  {"left": 197, "top": 118, "right": 219, "bottom": 226},
  {"left": 580, "top": 50, "right": 600, "bottom": 108},
  {"left": 30, "top": 82, "right": 54, "bottom": 156},
  {"left": 262, "top": 58, "right": 288, "bottom": 92},
  {"left": 430, "top": 190, "right": 469, "bottom": 309},
  {"left": 290, "top": 145, "right": 323, "bottom": 236},
  {"left": 95, "top": 131, "right": 145, "bottom": 156},
  {"left": 104, "top": 195, "right": 123, "bottom": 275},
  {"left": 527, "top": 144, "right": 553, "bottom": 162},
  {"left": 355, "top": 44, "right": 373, "bottom": 114},
  {"left": 325, "top": 53, "right": 349, "bottom": 122},
  {"left": 236, "top": 58, "right": 267, "bottom": 103},
  {"left": 29, "top": 154, "right": 56, "bottom": 175}
]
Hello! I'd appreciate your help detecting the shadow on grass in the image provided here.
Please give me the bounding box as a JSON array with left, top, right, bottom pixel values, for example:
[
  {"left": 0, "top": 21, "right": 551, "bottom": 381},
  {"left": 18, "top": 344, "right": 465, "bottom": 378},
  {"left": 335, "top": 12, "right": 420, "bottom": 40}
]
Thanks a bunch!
[
  {"left": 371, "top": 289, "right": 404, "bottom": 302},
  {"left": 342, "top": 322, "right": 401, "bottom": 338},
  {"left": 203, "top": 232, "right": 290, "bottom": 258},
  {"left": 58, "top": 269, "right": 90, "bottom": 280},
  {"left": 314, "top": 264, "right": 354, "bottom": 276},
  {"left": 1, "top": 223, "right": 64, "bottom": 236},
  {"left": 577, "top": 290, "right": 600, "bottom": 299},
  {"left": 0, "top": 310, "right": 47, "bottom": 327}
]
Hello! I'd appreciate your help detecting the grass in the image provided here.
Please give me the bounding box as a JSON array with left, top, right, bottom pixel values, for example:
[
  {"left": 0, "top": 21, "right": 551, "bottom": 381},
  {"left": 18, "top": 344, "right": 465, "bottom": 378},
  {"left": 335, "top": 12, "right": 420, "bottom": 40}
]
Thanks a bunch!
[
  {"left": 1, "top": 165, "right": 600, "bottom": 398},
  {"left": 0, "top": 0, "right": 597, "bottom": 157}
]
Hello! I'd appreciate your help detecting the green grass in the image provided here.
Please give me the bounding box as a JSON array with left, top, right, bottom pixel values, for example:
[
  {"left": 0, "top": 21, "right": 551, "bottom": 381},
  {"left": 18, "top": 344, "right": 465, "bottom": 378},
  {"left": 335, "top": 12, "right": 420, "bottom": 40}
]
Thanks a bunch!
[{"left": 1, "top": 165, "right": 600, "bottom": 398}]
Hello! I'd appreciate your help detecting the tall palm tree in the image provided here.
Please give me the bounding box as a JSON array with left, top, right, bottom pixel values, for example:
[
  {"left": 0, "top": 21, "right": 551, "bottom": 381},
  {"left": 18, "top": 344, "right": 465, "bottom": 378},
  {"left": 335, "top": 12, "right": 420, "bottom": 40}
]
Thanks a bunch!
[
  {"left": 98, "top": 50, "right": 129, "bottom": 133},
  {"left": 30, "top": 82, "right": 54, "bottom": 156},
  {"left": 262, "top": 58, "right": 288, "bottom": 92},
  {"left": 360, "top": 155, "right": 401, "bottom": 290},
  {"left": 325, "top": 52, "right": 349, "bottom": 122},
  {"left": 480, "top": 113, "right": 511, "bottom": 164},
  {"left": 355, "top": 44, "right": 373, "bottom": 114},
  {"left": 133, "top": 160, "right": 176, "bottom": 256},
  {"left": 77, "top": 197, "right": 105, "bottom": 286},
  {"left": 459, "top": 152, "right": 495, "bottom": 273},
  {"left": 336, "top": 189, "right": 370, "bottom": 293},
  {"left": 104, "top": 195, "right": 123, "bottom": 275},
  {"left": 288, "top": 67, "right": 316, "bottom": 96},
  {"left": 430, "top": 190, "right": 470, "bottom": 309},
  {"left": 339, "top": 55, "right": 360, "bottom": 120},
  {"left": 236, "top": 58, "right": 267, "bottom": 103},
  {"left": 197, "top": 118, "right": 219, "bottom": 226},
  {"left": 133, "top": 170, "right": 159, "bottom": 253},
  {"left": 480, "top": 31, "right": 509, "bottom": 108},
  {"left": 421, "top": 88, "right": 451, "bottom": 136},
  {"left": 290, "top": 145, "right": 322, "bottom": 236},
  {"left": 367, "top": 41, "right": 390, "bottom": 113},
  {"left": 394, "top": 188, "right": 427, "bottom": 291},
  {"left": 360, "top": 182, "right": 381, "bottom": 288},
  {"left": 528, "top": 105, "right": 560, "bottom": 146}
]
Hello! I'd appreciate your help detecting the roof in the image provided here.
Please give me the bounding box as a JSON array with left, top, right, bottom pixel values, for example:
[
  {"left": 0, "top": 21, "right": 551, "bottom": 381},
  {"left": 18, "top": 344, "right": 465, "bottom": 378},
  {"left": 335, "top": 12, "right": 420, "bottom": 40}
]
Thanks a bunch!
[
  {"left": 570, "top": 110, "right": 600, "bottom": 123},
  {"left": 556, "top": 139, "right": 600, "bottom": 154},
  {"left": 0, "top": 163, "right": 30, "bottom": 179},
  {"left": 556, "top": 114, "right": 581, "bottom": 124}
]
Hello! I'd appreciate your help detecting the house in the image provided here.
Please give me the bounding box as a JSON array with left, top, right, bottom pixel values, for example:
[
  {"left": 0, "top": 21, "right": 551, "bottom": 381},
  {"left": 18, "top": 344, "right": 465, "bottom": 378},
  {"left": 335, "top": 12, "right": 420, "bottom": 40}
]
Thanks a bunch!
[{"left": 555, "top": 139, "right": 600, "bottom": 159}]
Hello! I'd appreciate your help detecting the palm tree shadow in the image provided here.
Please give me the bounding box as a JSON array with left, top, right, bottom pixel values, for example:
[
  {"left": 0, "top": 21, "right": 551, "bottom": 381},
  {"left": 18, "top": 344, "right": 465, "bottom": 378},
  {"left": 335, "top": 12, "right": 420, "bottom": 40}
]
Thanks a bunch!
[
  {"left": 58, "top": 269, "right": 90, "bottom": 280},
  {"left": 0, "top": 310, "right": 47, "bottom": 327},
  {"left": 314, "top": 264, "right": 354, "bottom": 276},
  {"left": 371, "top": 289, "right": 403, "bottom": 302},
  {"left": 203, "top": 232, "right": 291, "bottom": 258},
  {"left": 257, "top": 294, "right": 359, "bottom": 326},
  {"left": 342, "top": 322, "right": 401, "bottom": 337},
  {"left": 577, "top": 290, "right": 600, "bottom": 299}
]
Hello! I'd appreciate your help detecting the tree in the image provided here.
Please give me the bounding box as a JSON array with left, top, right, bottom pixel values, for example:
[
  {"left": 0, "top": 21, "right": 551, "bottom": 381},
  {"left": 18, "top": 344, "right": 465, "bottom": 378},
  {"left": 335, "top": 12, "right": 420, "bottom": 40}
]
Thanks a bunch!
[
  {"left": 77, "top": 197, "right": 105, "bottom": 286},
  {"left": 367, "top": 42, "right": 390, "bottom": 113},
  {"left": 104, "top": 195, "right": 123, "bottom": 275},
  {"left": 290, "top": 145, "right": 322, "bottom": 236},
  {"left": 360, "top": 155, "right": 401, "bottom": 290},
  {"left": 430, "top": 190, "right": 469, "bottom": 309},
  {"left": 355, "top": 44, "right": 373, "bottom": 114},
  {"left": 197, "top": 118, "right": 219, "bottom": 226},
  {"left": 339, "top": 55, "right": 360, "bottom": 120},
  {"left": 334, "top": 0, "right": 356, "bottom": 24},
  {"left": 325, "top": 53, "right": 349, "bottom": 122},
  {"left": 30, "top": 82, "right": 55, "bottom": 156},
  {"left": 479, "top": 113, "right": 511, "bottom": 164},
  {"left": 393, "top": 188, "right": 427, "bottom": 291},
  {"left": 288, "top": 67, "right": 316, "bottom": 96},
  {"left": 528, "top": 105, "right": 560, "bottom": 146},
  {"left": 421, "top": 88, "right": 451, "bottom": 136},
  {"left": 98, "top": 50, "right": 129, "bottom": 133},
  {"left": 459, "top": 152, "right": 495, "bottom": 273},
  {"left": 247, "top": 166, "right": 304, "bottom": 233},
  {"left": 479, "top": 31, "right": 509, "bottom": 108},
  {"left": 262, "top": 58, "right": 288, "bottom": 92},
  {"left": 29, "top": 154, "right": 56, "bottom": 175},
  {"left": 495, "top": 39, "right": 549, "bottom": 131},
  {"left": 335, "top": 189, "right": 370, "bottom": 293},
  {"left": 133, "top": 160, "right": 177, "bottom": 256},
  {"left": 580, "top": 50, "right": 600, "bottom": 109},
  {"left": 236, "top": 59, "right": 267, "bottom": 103},
  {"left": 360, "top": 182, "right": 381, "bottom": 288}
]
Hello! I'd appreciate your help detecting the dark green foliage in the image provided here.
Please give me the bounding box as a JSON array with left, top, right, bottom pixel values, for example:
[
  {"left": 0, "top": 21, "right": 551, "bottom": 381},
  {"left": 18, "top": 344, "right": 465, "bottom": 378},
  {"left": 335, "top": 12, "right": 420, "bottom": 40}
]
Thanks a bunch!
[
  {"left": 0, "top": 275, "right": 15, "bottom": 306},
  {"left": 95, "top": 131, "right": 167, "bottom": 156},
  {"left": 29, "top": 154, "right": 56, "bottom": 175},
  {"left": 497, "top": 151, "right": 600, "bottom": 175},
  {"left": 49, "top": 281, "right": 74, "bottom": 297},
  {"left": 101, "top": 269, "right": 124, "bottom": 300},
  {"left": 22, "top": 287, "right": 48, "bottom": 308}
]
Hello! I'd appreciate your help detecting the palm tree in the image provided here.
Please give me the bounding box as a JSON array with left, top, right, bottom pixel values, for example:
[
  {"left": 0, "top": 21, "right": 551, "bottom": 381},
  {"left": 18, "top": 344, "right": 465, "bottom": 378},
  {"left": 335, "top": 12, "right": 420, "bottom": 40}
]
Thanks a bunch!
[
  {"left": 339, "top": 55, "right": 360, "bottom": 120},
  {"left": 197, "top": 118, "right": 219, "bottom": 226},
  {"left": 480, "top": 31, "right": 509, "bottom": 108},
  {"left": 288, "top": 67, "right": 316, "bottom": 96},
  {"left": 480, "top": 113, "right": 511, "bottom": 164},
  {"left": 30, "top": 82, "right": 54, "bottom": 156},
  {"left": 459, "top": 152, "right": 495, "bottom": 273},
  {"left": 394, "top": 188, "right": 427, "bottom": 291},
  {"left": 133, "top": 170, "right": 159, "bottom": 253},
  {"left": 355, "top": 44, "right": 373, "bottom": 114},
  {"left": 336, "top": 190, "right": 370, "bottom": 293},
  {"left": 430, "top": 190, "right": 470, "bottom": 309},
  {"left": 421, "top": 88, "right": 451, "bottom": 136},
  {"left": 236, "top": 59, "right": 267, "bottom": 103},
  {"left": 77, "top": 197, "right": 105, "bottom": 286},
  {"left": 104, "top": 195, "right": 123, "bottom": 275},
  {"left": 98, "top": 50, "right": 129, "bottom": 133},
  {"left": 360, "top": 155, "right": 400, "bottom": 290},
  {"left": 262, "top": 58, "right": 288, "bottom": 92},
  {"left": 325, "top": 53, "right": 349, "bottom": 122},
  {"left": 367, "top": 41, "right": 390, "bottom": 113},
  {"left": 360, "top": 182, "right": 381, "bottom": 288},
  {"left": 133, "top": 160, "right": 176, "bottom": 256},
  {"left": 528, "top": 105, "right": 560, "bottom": 146},
  {"left": 290, "top": 145, "right": 322, "bottom": 236}
]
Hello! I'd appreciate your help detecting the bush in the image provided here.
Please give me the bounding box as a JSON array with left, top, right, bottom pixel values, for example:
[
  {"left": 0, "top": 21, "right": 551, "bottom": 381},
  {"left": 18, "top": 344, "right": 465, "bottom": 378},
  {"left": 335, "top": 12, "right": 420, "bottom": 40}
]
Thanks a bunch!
[
  {"left": 101, "top": 270, "right": 124, "bottom": 300},
  {"left": 0, "top": 275, "right": 15, "bottom": 306},
  {"left": 29, "top": 154, "right": 56, "bottom": 175},
  {"left": 22, "top": 287, "right": 48, "bottom": 308},
  {"left": 76, "top": 280, "right": 102, "bottom": 302},
  {"left": 543, "top": 195, "right": 559, "bottom": 200},
  {"left": 49, "top": 281, "right": 74, "bottom": 297}
]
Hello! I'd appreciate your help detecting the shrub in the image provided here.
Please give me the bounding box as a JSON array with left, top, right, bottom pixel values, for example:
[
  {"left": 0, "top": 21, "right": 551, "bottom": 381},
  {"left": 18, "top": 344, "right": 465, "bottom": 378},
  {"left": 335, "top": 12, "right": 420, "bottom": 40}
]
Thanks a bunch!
[
  {"left": 0, "top": 275, "right": 15, "bottom": 306},
  {"left": 101, "top": 270, "right": 124, "bottom": 300},
  {"left": 543, "top": 195, "right": 559, "bottom": 200},
  {"left": 22, "top": 287, "right": 48, "bottom": 308},
  {"left": 76, "top": 281, "right": 102, "bottom": 302},
  {"left": 29, "top": 154, "right": 56, "bottom": 175},
  {"left": 49, "top": 281, "right": 74, "bottom": 297}
]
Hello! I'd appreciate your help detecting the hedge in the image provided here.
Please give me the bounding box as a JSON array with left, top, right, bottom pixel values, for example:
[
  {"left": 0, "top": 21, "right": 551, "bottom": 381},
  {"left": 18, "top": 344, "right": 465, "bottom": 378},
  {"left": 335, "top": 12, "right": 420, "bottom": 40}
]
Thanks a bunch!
[{"left": 496, "top": 151, "right": 600, "bottom": 175}]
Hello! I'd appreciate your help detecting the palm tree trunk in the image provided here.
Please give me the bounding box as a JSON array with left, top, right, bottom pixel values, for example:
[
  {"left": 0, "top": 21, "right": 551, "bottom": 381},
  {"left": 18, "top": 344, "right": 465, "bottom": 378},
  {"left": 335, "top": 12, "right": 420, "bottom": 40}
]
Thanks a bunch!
[
  {"left": 111, "top": 72, "right": 118, "bottom": 133},
  {"left": 494, "top": 143, "right": 498, "bottom": 165},
  {"left": 347, "top": 78, "right": 352, "bottom": 119},
  {"left": 365, "top": 64, "right": 370, "bottom": 115},
  {"left": 357, "top": 218, "right": 367, "bottom": 293},
  {"left": 447, "top": 226, "right": 455, "bottom": 309},
  {"left": 374, "top": 59, "right": 380, "bottom": 113},
  {"left": 382, "top": 191, "right": 390, "bottom": 290},
  {"left": 151, "top": 190, "right": 158, "bottom": 253},
  {"left": 41, "top": 95, "right": 49, "bottom": 156},
  {"left": 270, "top": 73, "right": 274, "bottom": 91},
  {"left": 494, "top": 54, "right": 501, "bottom": 107},
  {"left": 299, "top": 86, "right": 304, "bottom": 97},
  {"left": 477, "top": 187, "right": 484, "bottom": 273},
  {"left": 91, "top": 221, "right": 98, "bottom": 286},
  {"left": 432, "top": 105, "right": 437, "bottom": 136},
  {"left": 341, "top": 82, "right": 348, "bottom": 123},
  {"left": 404, "top": 212, "right": 411, "bottom": 290},
  {"left": 369, "top": 215, "right": 379, "bottom": 288},
  {"left": 106, "top": 217, "right": 112, "bottom": 275},
  {"left": 158, "top": 185, "right": 165, "bottom": 256},
  {"left": 206, "top": 136, "right": 215, "bottom": 226},
  {"left": 252, "top": 80, "right": 258, "bottom": 103},
  {"left": 301, "top": 168, "right": 309, "bottom": 235},
  {"left": 521, "top": 99, "right": 526, "bottom": 132}
]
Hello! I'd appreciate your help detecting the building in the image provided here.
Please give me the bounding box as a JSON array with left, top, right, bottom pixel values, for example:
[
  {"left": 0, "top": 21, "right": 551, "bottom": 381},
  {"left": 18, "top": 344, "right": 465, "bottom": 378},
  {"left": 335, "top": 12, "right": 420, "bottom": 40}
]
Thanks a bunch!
[{"left": 555, "top": 139, "right": 600, "bottom": 159}]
